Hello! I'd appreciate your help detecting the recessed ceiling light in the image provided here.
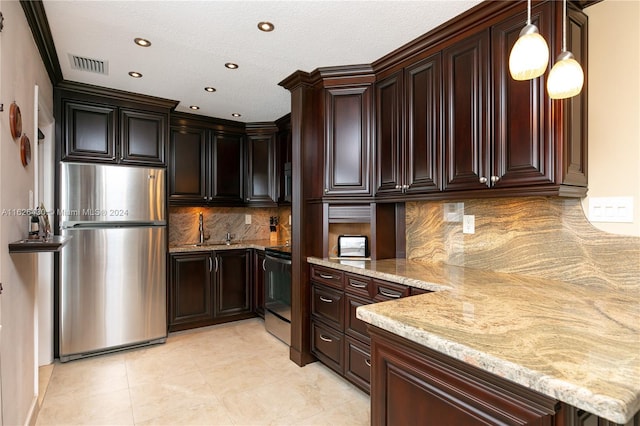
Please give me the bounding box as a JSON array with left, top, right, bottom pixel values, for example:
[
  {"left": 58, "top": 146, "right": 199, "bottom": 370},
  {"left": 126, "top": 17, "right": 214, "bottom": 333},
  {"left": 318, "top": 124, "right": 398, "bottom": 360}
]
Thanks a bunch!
[
  {"left": 231, "top": 113, "right": 242, "bottom": 117},
  {"left": 204, "top": 87, "right": 216, "bottom": 93},
  {"left": 134, "top": 38, "right": 151, "bottom": 47},
  {"left": 257, "top": 21, "right": 275, "bottom": 32},
  {"left": 190, "top": 105, "right": 200, "bottom": 110},
  {"left": 128, "top": 71, "right": 143, "bottom": 78},
  {"left": 225, "top": 62, "right": 239, "bottom": 70}
]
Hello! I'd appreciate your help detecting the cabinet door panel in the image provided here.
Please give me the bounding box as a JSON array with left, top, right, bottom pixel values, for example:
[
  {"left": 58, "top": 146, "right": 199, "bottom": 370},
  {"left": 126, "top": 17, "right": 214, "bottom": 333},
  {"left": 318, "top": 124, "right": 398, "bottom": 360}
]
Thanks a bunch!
[
  {"left": 63, "top": 101, "right": 117, "bottom": 162},
  {"left": 211, "top": 133, "right": 244, "bottom": 203},
  {"left": 120, "top": 109, "right": 166, "bottom": 166},
  {"left": 169, "top": 253, "right": 213, "bottom": 330},
  {"left": 375, "top": 72, "right": 403, "bottom": 194},
  {"left": 443, "top": 30, "right": 490, "bottom": 191},
  {"left": 246, "top": 134, "right": 276, "bottom": 204},
  {"left": 215, "top": 250, "right": 251, "bottom": 317},
  {"left": 492, "top": 3, "right": 553, "bottom": 188},
  {"left": 405, "top": 53, "right": 443, "bottom": 194},
  {"left": 169, "top": 127, "right": 207, "bottom": 203},
  {"left": 325, "top": 86, "right": 372, "bottom": 196}
]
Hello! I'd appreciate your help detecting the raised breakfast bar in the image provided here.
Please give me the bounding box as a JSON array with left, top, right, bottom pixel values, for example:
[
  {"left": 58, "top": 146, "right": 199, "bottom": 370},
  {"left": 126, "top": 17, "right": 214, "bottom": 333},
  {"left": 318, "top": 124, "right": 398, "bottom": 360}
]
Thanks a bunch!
[{"left": 308, "top": 257, "right": 640, "bottom": 425}]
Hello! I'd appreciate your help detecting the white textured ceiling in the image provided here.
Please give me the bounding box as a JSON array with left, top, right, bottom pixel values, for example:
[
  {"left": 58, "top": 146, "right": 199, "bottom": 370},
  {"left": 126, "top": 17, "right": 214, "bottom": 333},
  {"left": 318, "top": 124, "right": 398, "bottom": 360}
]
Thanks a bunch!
[{"left": 43, "top": 0, "right": 482, "bottom": 123}]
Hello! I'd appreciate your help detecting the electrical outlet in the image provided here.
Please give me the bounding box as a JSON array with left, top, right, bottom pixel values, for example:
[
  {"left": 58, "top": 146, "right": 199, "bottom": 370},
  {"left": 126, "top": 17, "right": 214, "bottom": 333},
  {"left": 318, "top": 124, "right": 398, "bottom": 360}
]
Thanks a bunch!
[
  {"left": 245, "top": 214, "right": 251, "bottom": 225},
  {"left": 289, "top": 215, "right": 292, "bottom": 225},
  {"left": 463, "top": 215, "right": 475, "bottom": 234}
]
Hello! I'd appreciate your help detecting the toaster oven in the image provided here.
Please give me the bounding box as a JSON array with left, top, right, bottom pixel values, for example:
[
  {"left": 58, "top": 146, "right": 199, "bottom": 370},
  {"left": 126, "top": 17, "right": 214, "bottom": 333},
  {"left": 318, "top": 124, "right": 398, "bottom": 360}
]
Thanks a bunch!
[{"left": 338, "top": 235, "right": 368, "bottom": 258}]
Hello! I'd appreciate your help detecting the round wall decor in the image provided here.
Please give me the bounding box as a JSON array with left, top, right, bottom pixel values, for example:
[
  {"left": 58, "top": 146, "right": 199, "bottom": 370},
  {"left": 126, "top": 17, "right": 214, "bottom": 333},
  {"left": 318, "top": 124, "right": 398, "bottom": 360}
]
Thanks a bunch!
[
  {"left": 9, "top": 102, "right": 22, "bottom": 139},
  {"left": 20, "top": 134, "right": 31, "bottom": 167}
]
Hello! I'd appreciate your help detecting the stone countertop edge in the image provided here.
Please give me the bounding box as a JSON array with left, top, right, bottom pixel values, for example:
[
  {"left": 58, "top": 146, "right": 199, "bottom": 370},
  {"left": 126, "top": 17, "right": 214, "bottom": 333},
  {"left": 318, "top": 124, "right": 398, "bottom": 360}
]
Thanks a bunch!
[
  {"left": 169, "top": 239, "right": 283, "bottom": 253},
  {"left": 306, "top": 256, "right": 639, "bottom": 425}
]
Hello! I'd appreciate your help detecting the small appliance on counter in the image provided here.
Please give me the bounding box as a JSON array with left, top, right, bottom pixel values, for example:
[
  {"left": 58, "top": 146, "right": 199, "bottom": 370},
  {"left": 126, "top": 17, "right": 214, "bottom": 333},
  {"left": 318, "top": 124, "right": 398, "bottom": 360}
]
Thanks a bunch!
[{"left": 337, "top": 235, "right": 368, "bottom": 258}]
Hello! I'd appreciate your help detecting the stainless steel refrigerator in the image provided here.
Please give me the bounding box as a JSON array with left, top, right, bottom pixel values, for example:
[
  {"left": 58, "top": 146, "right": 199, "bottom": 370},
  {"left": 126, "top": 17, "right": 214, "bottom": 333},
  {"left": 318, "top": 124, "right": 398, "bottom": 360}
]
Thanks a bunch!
[{"left": 59, "top": 163, "right": 167, "bottom": 362}]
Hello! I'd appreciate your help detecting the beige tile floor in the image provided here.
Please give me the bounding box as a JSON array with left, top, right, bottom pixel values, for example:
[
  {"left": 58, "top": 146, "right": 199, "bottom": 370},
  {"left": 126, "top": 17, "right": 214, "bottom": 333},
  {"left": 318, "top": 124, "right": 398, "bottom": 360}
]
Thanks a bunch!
[{"left": 36, "top": 318, "right": 370, "bottom": 426}]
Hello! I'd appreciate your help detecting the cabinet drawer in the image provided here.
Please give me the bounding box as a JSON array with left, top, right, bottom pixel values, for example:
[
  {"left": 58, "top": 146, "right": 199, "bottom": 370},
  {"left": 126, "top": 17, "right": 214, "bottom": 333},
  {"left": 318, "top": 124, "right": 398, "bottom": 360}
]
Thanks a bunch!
[
  {"left": 311, "top": 284, "right": 344, "bottom": 331},
  {"left": 311, "top": 322, "right": 344, "bottom": 374},
  {"left": 310, "top": 264, "right": 343, "bottom": 289},
  {"left": 345, "top": 336, "right": 371, "bottom": 393},
  {"left": 373, "top": 279, "right": 410, "bottom": 301},
  {"left": 345, "top": 273, "right": 372, "bottom": 297},
  {"left": 345, "top": 293, "right": 371, "bottom": 342}
]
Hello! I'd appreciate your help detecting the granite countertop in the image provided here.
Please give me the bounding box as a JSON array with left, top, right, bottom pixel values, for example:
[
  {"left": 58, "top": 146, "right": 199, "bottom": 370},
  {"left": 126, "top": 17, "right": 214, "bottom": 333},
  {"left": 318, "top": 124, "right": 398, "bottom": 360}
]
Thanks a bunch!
[
  {"left": 307, "top": 257, "right": 640, "bottom": 424},
  {"left": 169, "top": 239, "right": 286, "bottom": 253}
]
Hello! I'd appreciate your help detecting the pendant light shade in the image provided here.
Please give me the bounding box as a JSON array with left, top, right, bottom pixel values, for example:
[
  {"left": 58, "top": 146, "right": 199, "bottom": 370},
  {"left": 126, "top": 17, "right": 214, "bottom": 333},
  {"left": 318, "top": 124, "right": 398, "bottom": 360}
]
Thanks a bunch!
[
  {"left": 508, "top": 0, "right": 549, "bottom": 81},
  {"left": 547, "top": 0, "right": 584, "bottom": 99},
  {"left": 547, "top": 51, "right": 584, "bottom": 99},
  {"left": 509, "top": 24, "right": 549, "bottom": 80}
]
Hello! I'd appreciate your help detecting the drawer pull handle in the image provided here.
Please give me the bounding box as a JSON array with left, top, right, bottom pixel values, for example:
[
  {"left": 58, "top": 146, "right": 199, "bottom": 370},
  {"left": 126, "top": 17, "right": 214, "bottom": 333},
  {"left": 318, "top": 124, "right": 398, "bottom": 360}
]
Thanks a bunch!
[
  {"left": 319, "top": 273, "right": 334, "bottom": 279},
  {"left": 349, "top": 281, "right": 367, "bottom": 289},
  {"left": 319, "top": 335, "right": 333, "bottom": 343},
  {"left": 365, "top": 359, "right": 371, "bottom": 367},
  {"left": 319, "top": 296, "right": 333, "bottom": 303},
  {"left": 379, "top": 288, "right": 401, "bottom": 299}
]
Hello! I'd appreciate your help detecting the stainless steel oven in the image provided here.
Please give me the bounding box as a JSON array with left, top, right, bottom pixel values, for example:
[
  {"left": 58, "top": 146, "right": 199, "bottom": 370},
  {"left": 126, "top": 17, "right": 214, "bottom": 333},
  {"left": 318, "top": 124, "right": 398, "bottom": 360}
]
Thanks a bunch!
[{"left": 263, "top": 246, "right": 291, "bottom": 345}]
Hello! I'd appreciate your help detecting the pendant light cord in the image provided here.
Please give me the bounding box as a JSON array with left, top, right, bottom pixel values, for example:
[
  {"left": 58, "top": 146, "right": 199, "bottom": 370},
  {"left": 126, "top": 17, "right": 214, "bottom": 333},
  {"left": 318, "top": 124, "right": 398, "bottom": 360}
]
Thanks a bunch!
[
  {"left": 562, "top": 0, "right": 567, "bottom": 52},
  {"left": 527, "top": 0, "right": 531, "bottom": 25}
]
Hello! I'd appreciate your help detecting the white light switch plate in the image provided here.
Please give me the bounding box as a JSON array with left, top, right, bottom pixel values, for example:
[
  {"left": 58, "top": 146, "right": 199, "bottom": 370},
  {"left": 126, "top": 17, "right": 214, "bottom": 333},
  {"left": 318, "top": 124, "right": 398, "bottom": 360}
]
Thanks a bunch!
[
  {"left": 245, "top": 214, "right": 252, "bottom": 225},
  {"left": 588, "top": 197, "right": 634, "bottom": 223}
]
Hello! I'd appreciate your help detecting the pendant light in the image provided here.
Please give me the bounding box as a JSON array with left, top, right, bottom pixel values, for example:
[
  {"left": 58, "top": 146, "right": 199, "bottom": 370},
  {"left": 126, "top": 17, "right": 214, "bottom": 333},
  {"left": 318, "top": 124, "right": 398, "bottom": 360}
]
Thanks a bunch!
[
  {"left": 509, "top": 0, "right": 549, "bottom": 80},
  {"left": 547, "top": 0, "right": 584, "bottom": 99}
]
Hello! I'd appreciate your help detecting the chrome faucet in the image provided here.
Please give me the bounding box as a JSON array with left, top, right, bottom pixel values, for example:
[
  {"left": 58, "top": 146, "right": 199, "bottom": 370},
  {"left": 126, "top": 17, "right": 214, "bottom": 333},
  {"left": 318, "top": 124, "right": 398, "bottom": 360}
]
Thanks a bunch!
[
  {"left": 224, "top": 232, "right": 233, "bottom": 245},
  {"left": 198, "top": 212, "right": 205, "bottom": 244}
]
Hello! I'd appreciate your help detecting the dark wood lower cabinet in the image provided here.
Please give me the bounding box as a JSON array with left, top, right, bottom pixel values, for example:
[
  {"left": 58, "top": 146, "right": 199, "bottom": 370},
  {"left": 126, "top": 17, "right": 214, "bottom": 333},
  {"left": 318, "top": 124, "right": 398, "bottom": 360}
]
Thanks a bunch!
[
  {"left": 214, "top": 249, "right": 252, "bottom": 318},
  {"left": 369, "top": 325, "right": 640, "bottom": 426},
  {"left": 169, "top": 249, "right": 254, "bottom": 332},
  {"left": 169, "top": 252, "right": 214, "bottom": 331},
  {"left": 370, "top": 326, "right": 558, "bottom": 426}
]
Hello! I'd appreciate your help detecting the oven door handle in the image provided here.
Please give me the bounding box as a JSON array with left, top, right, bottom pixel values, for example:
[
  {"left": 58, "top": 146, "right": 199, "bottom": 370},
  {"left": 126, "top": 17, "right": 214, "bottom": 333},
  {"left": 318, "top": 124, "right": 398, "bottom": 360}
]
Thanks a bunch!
[{"left": 265, "top": 254, "right": 292, "bottom": 266}]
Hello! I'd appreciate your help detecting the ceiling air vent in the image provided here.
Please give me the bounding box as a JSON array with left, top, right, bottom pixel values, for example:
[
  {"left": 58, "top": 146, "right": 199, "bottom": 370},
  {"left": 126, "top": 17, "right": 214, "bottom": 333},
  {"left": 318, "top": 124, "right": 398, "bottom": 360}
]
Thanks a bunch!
[{"left": 68, "top": 54, "right": 109, "bottom": 75}]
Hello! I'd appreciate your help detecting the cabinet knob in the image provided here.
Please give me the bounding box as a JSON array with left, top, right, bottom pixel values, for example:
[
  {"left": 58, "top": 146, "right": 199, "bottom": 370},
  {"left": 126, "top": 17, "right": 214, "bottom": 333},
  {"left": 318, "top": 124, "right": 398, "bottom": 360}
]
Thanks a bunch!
[
  {"left": 204, "top": 196, "right": 208, "bottom": 200},
  {"left": 246, "top": 198, "right": 251, "bottom": 201},
  {"left": 479, "top": 177, "right": 488, "bottom": 184},
  {"left": 395, "top": 185, "right": 401, "bottom": 190},
  {"left": 402, "top": 184, "right": 409, "bottom": 190},
  {"left": 490, "top": 176, "right": 500, "bottom": 184},
  {"left": 324, "top": 188, "right": 329, "bottom": 194}
]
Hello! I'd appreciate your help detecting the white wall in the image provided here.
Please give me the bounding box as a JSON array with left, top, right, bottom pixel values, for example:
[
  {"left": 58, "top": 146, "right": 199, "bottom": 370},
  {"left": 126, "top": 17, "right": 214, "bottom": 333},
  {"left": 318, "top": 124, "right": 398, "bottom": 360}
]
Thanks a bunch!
[
  {"left": 0, "top": 1, "right": 53, "bottom": 424},
  {"left": 583, "top": 0, "right": 640, "bottom": 237}
]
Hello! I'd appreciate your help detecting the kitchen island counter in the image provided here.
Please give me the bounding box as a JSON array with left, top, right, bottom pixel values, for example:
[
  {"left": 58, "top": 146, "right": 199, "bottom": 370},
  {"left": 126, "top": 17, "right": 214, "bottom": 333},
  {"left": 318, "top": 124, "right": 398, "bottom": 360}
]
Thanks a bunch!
[{"left": 307, "top": 257, "right": 639, "bottom": 424}]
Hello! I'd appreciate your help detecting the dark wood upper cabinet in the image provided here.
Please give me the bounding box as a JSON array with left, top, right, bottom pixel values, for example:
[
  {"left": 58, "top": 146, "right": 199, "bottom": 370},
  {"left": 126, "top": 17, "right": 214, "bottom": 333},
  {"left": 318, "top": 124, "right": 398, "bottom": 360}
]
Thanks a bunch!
[
  {"left": 375, "top": 72, "right": 403, "bottom": 195},
  {"left": 324, "top": 85, "right": 372, "bottom": 197},
  {"left": 492, "top": 2, "right": 554, "bottom": 189},
  {"left": 376, "top": 54, "right": 443, "bottom": 197},
  {"left": 120, "top": 109, "right": 166, "bottom": 166},
  {"left": 169, "top": 126, "right": 207, "bottom": 203},
  {"left": 62, "top": 101, "right": 117, "bottom": 163},
  {"left": 58, "top": 85, "right": 172, "bottom": 167},
  {"left": 443, "top": 29, "right": 491, "bottom": 192},
  {"left": 168, "top": 122, "right": 244, "bottom": 206},
  {"left": 245, "top": 133, "right": 277, "bottom": 206},
  {"left": 210, "top": 133, "right": 244, "bottom": 204}
]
